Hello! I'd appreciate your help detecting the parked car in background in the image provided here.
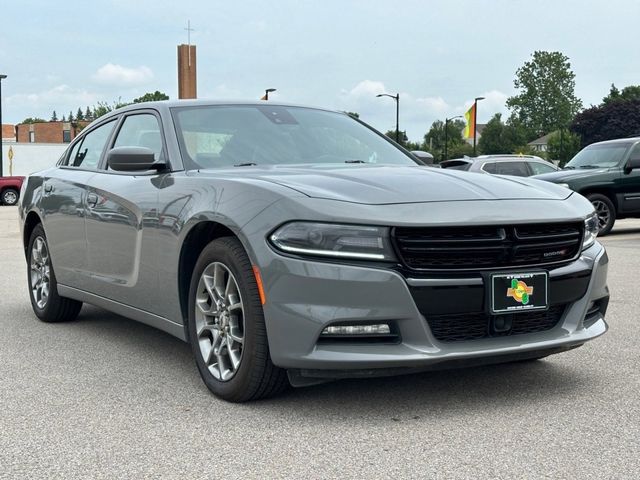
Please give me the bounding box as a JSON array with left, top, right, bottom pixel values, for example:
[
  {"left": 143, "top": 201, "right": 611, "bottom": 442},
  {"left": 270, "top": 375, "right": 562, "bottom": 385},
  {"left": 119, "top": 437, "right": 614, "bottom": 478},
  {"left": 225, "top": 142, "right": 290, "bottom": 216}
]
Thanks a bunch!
[
  {"left": 0, "top": 176, "right": 25, "bottom": 206},
  {"left": 440, "top": 155, "right": 559, "bottom": 177},
  {"left": 533, "top": 137, "right": 640, "bottom": 235},
  {"left": 19, "top": 101, "right": 609, "bottom": 402}
]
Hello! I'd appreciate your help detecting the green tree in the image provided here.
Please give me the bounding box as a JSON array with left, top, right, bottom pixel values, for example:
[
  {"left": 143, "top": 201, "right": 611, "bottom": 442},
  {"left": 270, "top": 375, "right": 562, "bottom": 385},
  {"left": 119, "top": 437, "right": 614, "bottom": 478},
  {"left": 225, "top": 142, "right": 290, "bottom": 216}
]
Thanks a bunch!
[
  {"left": 546, "top": 129, "right": 581, "bottom": 165},
  {"left": 571, "top": 98, "right": 640, "bottom": 147},
  {"left": 50, "top": 111, "right": 58, "bottom": 122},
  {"left": 478, "top": 114, "right": 531, "bottom": 154},
  {"left": 85, "top": 106, "right": 92, "bottom": 121},
  {"left": 602, "top": 84, "right": 640, "bottom": 104},
  {"left": 68, "top": 111, "right": 74, "bottom": 123},
  {"left": 21, "top": 117, "right": 46, "bottom": 124},
  {"left": 133, "top": 90, "right": 169, "bottom": 103},
  {"left": 76, "top": 107, "right": 84, "bottom": 121},
  {"left": 424, "top": 119, "right": 467, "bottom": 161},
  {"left": 384, "top": 129, "right": 408, "bottom": 145},
  {"left": 506, "top": 51, "right": 582, "bottom": 140}
]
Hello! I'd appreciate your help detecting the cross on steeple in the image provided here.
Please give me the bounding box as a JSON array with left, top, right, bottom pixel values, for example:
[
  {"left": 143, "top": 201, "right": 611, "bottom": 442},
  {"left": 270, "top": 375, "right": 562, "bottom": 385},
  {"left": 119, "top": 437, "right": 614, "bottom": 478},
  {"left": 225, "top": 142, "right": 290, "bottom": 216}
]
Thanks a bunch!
[{"left": 184, "top": 20, "right": 195, "bottom": 66}]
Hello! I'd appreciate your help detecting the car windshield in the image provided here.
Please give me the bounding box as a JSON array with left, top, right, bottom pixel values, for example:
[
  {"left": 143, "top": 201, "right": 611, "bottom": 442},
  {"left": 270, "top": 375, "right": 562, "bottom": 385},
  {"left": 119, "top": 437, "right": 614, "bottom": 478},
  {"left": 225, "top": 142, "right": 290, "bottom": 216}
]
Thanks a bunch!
[
  {"left": 564, "top": 142, "right": 631, "bottom": 169},
  {"left": 171, "top": 105, "right": 418, "bottom": 169}
]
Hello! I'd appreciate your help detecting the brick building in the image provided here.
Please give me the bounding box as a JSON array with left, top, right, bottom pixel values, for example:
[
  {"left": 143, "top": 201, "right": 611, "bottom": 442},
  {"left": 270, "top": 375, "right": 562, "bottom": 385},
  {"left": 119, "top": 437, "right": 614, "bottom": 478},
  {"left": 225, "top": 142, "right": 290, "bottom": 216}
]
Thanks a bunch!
[
  {"left": 15, "top": 121, "right": 89, "bottom": 144},
  {"left": 2, "top": 124, "right": 15, "bottom": 142}
]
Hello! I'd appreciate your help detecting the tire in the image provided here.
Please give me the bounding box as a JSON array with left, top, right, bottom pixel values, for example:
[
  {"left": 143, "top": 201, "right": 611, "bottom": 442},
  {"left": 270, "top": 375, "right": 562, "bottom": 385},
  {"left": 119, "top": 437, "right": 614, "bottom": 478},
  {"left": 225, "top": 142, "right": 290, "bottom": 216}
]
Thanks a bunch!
[
  {"left": 187, "top": 237, "right": 289, "bottom": 402},
  {"left": 1, "top": 188, "right": 19, "bottom": 206},
  {"left": 27, "top": 224, "right": 83, "bottom": 323},
  {"left": 586, "top": 193, "right": 615, "bottom": 236}
]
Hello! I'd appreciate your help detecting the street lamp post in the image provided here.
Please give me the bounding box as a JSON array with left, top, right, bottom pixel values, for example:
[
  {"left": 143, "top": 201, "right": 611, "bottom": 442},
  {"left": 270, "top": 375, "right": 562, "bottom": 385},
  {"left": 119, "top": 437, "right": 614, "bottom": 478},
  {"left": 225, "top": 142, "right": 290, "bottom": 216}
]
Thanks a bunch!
[
  {"left": 376, "top": 93, "right": 400, "bottom": 143},
  {"left": 473, "top": 96, "right": 485, "bottom": 156},
  {"left": 0, "top": 74, "right": 6, "bottom": 178},
  {"left": 444, "top": 115, "right": 463, "bottom": 161},
  {"left": 263, "top": 88, "right": 276, "bottom": 101}
]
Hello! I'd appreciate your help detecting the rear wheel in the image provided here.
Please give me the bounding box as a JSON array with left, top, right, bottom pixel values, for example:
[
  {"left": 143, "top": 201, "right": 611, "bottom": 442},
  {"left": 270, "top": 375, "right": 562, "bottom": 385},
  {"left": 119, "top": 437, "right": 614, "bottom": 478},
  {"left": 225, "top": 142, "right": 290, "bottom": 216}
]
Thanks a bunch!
[
  {"left": 27, "top": 224, "right": 83, "bottom": 322},
  {"left": 1, "top": 188, "right": 19, "bottom": 206},
  {"left": 587, "top": 193, "right": 615, "bottom": 236},
  {"left": 187, "top": 237, "right": 289, "bottom": 402}
]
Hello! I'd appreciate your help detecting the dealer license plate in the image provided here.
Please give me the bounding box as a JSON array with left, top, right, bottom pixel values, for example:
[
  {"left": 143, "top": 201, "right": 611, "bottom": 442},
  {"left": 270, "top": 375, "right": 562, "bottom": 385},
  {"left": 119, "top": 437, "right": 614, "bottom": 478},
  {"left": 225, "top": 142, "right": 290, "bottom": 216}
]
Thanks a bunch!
[{"left": 490, "top": 272, "right": 548, "bottom": 314}]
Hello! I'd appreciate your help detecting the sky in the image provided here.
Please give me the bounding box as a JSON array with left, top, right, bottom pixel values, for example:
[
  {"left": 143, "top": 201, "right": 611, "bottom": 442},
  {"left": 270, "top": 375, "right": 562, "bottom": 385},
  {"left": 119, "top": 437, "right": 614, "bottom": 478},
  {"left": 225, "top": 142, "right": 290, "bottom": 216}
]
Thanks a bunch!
[{"left": 1, "top": 0, "right": 639, "bottom": 142}]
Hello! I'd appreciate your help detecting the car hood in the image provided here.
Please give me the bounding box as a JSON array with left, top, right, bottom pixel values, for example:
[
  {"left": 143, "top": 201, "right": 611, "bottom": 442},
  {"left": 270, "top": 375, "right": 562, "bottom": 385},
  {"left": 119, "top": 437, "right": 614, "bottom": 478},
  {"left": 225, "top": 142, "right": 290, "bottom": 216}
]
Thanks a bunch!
[
  {"left": 205, "top": 164, "right": 572, "bottom": 205},
  {"left": 533, "top": 167, "right": 611, "bottom": 183}
]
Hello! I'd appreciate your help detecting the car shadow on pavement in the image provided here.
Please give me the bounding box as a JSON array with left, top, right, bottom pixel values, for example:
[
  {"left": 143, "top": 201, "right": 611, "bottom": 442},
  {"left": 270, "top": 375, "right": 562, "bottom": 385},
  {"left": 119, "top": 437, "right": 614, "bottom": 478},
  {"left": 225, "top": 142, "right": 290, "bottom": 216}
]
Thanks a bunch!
[{"left": 71, "top": 305, "right": 593, "bottom": 419}]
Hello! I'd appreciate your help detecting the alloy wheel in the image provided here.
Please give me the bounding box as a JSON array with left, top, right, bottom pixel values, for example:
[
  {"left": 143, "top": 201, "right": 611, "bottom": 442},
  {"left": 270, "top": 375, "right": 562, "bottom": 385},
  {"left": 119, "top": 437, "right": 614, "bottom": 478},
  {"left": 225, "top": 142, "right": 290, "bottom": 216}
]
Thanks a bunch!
[
  {"left": 30, "top": 236, "right": 51, "bottom": 309},
  {"left": 592, "top": 199, "right": 611, "bottom": 231},
  {"left": 194, "top": 262, "right": 245, "bottom": 381},
  {"left": 3, "top": 191, "right": 18, "bottom": 205}
]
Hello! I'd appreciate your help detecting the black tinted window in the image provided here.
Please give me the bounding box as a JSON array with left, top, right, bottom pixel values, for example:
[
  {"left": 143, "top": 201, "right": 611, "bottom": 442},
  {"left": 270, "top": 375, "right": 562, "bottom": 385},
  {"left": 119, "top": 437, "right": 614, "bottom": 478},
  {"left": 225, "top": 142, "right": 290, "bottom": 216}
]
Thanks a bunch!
[
  {"left": 482, "top": 162, "right": 497, "bottom": 173},
  {"left": 495, "top": 161, "right": 529, "bottom": 176},
  {"left": 66, "top": 120, "right": 116, "bottom": 169}
]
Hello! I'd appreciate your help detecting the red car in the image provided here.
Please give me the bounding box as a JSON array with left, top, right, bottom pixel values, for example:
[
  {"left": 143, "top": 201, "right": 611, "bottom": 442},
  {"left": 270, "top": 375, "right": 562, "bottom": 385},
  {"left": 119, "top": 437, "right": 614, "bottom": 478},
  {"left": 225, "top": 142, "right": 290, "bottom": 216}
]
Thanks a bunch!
[{"left": 0, "top": 176, "right": 24, "bottom": 206}]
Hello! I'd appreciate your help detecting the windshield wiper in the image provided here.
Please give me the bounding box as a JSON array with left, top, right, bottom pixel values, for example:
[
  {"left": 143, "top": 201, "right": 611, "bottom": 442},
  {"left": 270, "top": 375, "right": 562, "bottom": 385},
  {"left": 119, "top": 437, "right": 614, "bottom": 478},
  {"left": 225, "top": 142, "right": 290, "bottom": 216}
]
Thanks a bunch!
[
  {"left": 344, "top": 159, "right": 366, "bottom": 164},
  {"left": 563, "top": 166, "right": 575, "bottom": 170},
  {"left": 578, "top": 165, "right": 599, "bottom": 169},
  {"left": 234, "top": 162, "right": 258, "bottom": 167}
]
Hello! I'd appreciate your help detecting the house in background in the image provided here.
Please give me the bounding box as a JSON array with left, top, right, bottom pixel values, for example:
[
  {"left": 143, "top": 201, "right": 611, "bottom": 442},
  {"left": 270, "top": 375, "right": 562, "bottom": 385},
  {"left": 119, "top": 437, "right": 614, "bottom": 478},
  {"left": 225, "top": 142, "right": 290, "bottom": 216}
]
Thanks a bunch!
[{"left": 528, "top": 133, "right": 552, "bottom": 153}]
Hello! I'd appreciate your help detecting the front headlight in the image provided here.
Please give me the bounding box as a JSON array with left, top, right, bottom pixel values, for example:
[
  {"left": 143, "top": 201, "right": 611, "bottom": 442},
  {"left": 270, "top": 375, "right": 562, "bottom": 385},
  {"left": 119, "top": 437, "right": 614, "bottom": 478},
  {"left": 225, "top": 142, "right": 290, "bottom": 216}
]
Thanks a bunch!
[
  {"left": 583, "top": 212, "right": 599, "bottom": 250},
  {"left": 270, "top": 222, "right": 397, "bottom": 261}
]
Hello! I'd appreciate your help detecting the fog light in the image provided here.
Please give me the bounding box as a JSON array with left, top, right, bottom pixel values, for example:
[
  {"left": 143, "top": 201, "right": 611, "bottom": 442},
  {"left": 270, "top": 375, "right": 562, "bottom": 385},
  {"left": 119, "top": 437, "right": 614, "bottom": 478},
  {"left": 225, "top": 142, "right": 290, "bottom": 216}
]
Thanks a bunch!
[{"left": 321, "top": 324, "right": 391, "bottom": 336}]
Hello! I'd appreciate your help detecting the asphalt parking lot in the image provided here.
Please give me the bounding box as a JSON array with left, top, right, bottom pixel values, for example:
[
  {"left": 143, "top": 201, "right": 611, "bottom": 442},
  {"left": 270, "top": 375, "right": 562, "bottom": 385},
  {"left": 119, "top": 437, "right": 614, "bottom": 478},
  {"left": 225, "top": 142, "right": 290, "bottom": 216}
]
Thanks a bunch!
[{"left": 1, "top": 206, "right": 639, "bottom": 479}]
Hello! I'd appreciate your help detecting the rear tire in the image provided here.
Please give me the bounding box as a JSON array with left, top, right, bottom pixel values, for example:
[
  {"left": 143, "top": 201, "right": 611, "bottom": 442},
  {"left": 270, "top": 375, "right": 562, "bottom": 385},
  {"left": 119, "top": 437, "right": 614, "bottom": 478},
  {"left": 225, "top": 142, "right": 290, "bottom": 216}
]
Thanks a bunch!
[
  {"left": 187, "top": 236, "right": 289, "bottom": 402},
  {"left": 587, "top": 193, "right": 615, "bottom": 236},
  {"left": 1, "top": 188, "right": 19, "bottom": 206},
  {"left": 27, "top": 224, "right": 82, "bottom": 322}
]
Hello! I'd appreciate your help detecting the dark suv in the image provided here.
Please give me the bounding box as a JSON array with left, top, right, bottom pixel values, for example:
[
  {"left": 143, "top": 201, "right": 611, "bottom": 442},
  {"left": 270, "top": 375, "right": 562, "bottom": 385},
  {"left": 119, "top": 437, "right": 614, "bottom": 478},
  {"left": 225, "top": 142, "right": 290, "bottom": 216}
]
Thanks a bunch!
[{"left": 533, "top": 137, "right": 640, "bottom": 235}]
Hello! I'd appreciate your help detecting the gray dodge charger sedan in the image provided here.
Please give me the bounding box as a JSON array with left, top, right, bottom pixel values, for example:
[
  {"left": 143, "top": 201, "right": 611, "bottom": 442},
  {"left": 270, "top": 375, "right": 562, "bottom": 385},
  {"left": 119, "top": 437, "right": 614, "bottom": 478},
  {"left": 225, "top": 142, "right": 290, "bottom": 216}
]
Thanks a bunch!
[{"left": 19, "top": 101, "right": 609, "bottom": 402}]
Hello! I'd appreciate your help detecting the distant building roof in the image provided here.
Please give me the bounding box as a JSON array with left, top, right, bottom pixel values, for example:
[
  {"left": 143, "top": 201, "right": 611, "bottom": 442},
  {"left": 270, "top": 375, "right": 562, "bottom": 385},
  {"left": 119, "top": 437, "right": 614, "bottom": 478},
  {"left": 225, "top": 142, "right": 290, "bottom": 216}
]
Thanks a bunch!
[{"left": 528, "top": 133, "right": 553, "bottom": 146}]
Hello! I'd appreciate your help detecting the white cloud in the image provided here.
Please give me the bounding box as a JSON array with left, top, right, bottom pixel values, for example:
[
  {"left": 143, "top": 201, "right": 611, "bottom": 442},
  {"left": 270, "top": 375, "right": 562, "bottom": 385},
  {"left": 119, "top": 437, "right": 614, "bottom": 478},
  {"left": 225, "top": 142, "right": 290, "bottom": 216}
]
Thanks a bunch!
[
  {"left": 91, "top": 63, "right": 154, "bottom": 87},
  {"left": 337, "top": 81, "right": 510, "bottom": 141},
  {"left": 6, "top": 85, "right": 100, "bottom": 112}
]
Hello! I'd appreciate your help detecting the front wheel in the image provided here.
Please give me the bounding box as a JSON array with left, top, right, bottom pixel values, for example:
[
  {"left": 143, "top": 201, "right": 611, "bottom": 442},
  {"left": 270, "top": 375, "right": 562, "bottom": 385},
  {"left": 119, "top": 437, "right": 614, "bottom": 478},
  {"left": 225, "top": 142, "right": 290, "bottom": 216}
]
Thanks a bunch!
[
  {"left": 587, "top": 193, "right": 615, "bottom": 236},
  {"left": 1, "top": 188, "right": 19, "bottom": 206},
  {"left": 187, "top": 237, "right": 289, "bottom": 402},
  {"left": 27, "top": 224, "right": 83, "bottom": 322}
]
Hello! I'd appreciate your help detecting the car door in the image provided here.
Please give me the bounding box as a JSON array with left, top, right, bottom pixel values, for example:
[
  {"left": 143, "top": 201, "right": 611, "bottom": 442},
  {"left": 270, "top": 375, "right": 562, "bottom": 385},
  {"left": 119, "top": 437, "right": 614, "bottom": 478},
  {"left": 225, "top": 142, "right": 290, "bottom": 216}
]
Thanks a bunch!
[
  {"left": 616, "top": 142, "right": 640, "bottom": 213},
  {"left": 40, "top": 119, "right": 118, "bottom": 289},
  {"left": 82, "top": 111, "right": 165, "bottom": 313}
]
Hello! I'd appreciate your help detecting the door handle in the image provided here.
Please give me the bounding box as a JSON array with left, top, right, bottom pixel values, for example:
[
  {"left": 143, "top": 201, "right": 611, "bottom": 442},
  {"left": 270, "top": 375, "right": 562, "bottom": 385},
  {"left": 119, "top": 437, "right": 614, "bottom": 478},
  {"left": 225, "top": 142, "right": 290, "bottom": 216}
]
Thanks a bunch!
[{"left": 87, "top": 193, "right": 98, "bottom": 207}]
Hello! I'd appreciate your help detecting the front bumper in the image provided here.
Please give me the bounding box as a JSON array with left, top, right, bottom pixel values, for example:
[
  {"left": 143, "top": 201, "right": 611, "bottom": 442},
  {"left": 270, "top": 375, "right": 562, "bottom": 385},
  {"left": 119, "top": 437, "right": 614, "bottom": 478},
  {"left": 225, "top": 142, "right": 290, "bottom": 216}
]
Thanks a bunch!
[{"left": 260, "top": 242, "right": 609, "bottom": 376}]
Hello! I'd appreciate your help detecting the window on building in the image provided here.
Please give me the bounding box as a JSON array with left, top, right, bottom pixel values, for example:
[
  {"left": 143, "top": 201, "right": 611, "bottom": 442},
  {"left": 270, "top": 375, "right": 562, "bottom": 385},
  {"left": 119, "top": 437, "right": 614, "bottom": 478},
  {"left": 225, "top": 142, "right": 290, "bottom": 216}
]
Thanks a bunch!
[
  {"left": 63, "top": 130, "right": 71, "bottom": 143},
  {"left": 29, "top": 131, "right": 35, "bottom": 143}
]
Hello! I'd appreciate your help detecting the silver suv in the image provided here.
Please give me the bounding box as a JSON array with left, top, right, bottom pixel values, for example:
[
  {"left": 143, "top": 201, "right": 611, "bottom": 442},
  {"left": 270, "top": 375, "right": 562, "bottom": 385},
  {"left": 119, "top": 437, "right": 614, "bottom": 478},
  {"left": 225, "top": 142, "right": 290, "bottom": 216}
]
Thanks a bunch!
[{"left": 441, "top": 154, "right": 559, "bottom": 176}]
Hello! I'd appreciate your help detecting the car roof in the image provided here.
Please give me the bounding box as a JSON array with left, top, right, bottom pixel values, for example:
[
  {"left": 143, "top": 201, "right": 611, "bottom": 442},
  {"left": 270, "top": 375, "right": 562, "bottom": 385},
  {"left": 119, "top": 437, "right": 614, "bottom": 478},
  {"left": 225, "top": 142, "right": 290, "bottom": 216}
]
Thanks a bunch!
[{"left": 112, "top": 99, "right": 343, "bottom": 116}]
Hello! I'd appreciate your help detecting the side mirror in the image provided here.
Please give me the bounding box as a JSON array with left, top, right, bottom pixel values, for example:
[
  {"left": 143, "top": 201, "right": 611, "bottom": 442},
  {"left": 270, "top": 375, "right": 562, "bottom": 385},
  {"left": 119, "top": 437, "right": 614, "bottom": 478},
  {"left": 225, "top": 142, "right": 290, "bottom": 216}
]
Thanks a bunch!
[
  {"left": 624, "top": 155, "right": 640, "bottom": 174},
  {"left": 107, "top": 146, "right": 166, "bottom": 172},
  {"left": 411, "top": 150, "right": 434, "bottom": 165}
]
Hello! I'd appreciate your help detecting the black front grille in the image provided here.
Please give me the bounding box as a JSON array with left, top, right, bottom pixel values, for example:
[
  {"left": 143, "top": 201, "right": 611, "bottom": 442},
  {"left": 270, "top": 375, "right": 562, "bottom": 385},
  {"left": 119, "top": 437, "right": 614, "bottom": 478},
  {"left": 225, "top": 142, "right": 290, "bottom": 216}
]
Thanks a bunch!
[
  {"left": 394, "top": 223, "right": 583, "bottom": 271},
  {"left": 427, "top": 305, "right": 566, "bottom": 342}
]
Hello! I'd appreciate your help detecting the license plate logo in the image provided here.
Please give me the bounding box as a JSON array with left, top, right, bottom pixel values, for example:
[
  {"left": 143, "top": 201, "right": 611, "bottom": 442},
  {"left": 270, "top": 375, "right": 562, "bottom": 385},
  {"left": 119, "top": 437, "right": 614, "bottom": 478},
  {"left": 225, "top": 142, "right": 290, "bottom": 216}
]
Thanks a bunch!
[
  {"left": 507, "top": 278, "right": 533, "bottom": 305},
  {"left": 491, "top": 272, "right": 548, "bottom": 314}
]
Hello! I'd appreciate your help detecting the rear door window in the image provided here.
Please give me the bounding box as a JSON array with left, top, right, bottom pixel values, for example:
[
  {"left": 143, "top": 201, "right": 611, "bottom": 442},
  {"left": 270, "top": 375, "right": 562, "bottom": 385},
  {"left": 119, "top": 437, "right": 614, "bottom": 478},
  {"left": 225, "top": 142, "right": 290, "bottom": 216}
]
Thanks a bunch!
[
  {"left": 495, "top": 161, "right": 530, "bottom": 177},
  {"left": 482, "top": 162, "right": 497, "bottom": 174},
  {"left": 529, "top": 161, "right": 557, "bottom": 175}
]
